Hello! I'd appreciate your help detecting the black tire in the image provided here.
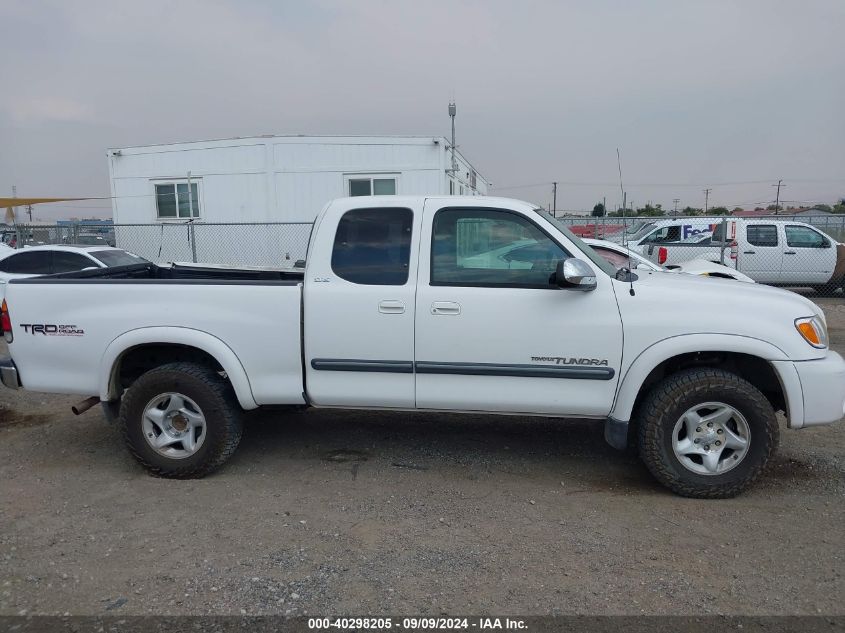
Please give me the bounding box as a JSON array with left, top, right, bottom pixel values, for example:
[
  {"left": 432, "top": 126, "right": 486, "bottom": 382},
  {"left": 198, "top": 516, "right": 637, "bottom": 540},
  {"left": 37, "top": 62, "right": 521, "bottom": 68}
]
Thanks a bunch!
[
  {"left": 813, "top": 284, "right": 843, "bottom": 296},
  {"left": 637, "top": 368, "right": 779, "bottom": 498},
  {"left": 119, "top": 362, "right": 243, "bottom": 478}
]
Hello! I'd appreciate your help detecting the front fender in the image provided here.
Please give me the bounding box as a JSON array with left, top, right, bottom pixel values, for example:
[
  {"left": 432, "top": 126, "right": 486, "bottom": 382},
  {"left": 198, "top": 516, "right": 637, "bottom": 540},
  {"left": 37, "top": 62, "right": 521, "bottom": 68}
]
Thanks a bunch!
[
  {"left": 610, "top": 333, "right": 800, "bottom": 425},
  {"left": 99, "top": 326, "right": 258, "bottom": 410}
]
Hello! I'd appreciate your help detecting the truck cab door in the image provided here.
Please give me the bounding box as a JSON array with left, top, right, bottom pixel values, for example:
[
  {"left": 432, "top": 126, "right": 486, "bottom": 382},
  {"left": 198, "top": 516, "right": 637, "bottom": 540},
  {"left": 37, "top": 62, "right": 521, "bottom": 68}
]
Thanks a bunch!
[
  {"left": 737, "top": 224, "right": 782, "bottom": 283},
  {"left": 780, "top": 225, "right": 837, "bottom": 284},
  {"left": 303, "top": 199, "right": 422, "bottom": 408},
  {"left": 413, "top": 201, "right": 623, "bottom": 417}
]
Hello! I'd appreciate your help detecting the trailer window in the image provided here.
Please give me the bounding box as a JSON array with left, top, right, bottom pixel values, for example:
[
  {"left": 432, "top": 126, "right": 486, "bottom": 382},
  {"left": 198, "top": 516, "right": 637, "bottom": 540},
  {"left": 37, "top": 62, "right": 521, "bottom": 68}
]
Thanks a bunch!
[
  {"left": 331, "top": 207, "right": 412, "bottom": 285},
  {"left": 155, "top": 182, "right": 200, "bottom": 219},
  {"left": 347, "top": 176, "right": 397, "bottom": 197}
]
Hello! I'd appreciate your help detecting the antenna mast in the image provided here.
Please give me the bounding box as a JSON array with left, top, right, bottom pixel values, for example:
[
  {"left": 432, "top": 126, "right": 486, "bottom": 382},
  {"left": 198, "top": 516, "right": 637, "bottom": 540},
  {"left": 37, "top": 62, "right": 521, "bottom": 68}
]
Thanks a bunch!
[{"left": 448, "top": 101, "right": 457, "bottom": 175}]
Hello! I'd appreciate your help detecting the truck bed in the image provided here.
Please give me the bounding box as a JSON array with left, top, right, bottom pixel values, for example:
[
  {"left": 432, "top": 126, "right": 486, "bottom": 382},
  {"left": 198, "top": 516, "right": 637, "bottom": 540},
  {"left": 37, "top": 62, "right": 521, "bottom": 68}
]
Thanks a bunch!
[{"left": 5, "top": 262, "right": 305, "bottom": 407}]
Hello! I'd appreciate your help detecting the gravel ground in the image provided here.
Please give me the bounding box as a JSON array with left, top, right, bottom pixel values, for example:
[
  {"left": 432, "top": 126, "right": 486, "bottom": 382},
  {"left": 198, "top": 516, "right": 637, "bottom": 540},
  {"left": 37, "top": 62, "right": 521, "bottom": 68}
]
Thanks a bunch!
[{"left": 0, "top": 296, "right": 843, "bottom": 616}]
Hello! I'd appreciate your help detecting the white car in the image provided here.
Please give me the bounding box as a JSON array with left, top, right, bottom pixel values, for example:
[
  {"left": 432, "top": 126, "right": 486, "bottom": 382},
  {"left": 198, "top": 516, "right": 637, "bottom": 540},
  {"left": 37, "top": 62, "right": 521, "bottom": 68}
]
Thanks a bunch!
[
  {"left": 584, "top": 238, "right": 755, "bottom": 283},
  {"left": 0, "top": 245, "right": 147, "bottom": 300}
]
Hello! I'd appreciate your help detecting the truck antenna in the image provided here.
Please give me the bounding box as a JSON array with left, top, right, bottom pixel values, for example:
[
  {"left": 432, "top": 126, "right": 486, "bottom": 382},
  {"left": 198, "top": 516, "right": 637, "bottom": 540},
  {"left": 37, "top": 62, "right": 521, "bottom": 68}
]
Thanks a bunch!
[{"left": 617, "top": 148, "right": 635, "bottom": 296}]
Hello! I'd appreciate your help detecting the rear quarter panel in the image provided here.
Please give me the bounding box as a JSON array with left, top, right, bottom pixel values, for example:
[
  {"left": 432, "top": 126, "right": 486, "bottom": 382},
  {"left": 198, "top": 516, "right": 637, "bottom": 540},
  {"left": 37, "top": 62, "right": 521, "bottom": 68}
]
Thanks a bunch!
[{"left": 4, "top": 281, "right": 304, "bottom": 406}]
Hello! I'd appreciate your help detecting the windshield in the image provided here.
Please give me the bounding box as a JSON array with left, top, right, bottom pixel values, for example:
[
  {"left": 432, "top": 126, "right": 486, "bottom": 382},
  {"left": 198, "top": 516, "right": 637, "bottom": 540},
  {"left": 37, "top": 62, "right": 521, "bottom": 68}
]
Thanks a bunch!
[
  {"left": 92, "top": 249, "right": 149, "bottom": 267},
  {"left": 535, "top": 209, "right": 617, "bottom": 277}
]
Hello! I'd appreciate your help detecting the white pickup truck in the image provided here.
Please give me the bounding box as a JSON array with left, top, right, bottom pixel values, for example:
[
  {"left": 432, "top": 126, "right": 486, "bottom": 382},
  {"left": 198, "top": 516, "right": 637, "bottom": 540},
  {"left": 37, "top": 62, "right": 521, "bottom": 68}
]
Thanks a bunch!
[
  {"left": 2, "top": 196, "right": 844, "bottom": 498},
  {"left": 643, "top": 219, "right": 845, "bottom": 291}
]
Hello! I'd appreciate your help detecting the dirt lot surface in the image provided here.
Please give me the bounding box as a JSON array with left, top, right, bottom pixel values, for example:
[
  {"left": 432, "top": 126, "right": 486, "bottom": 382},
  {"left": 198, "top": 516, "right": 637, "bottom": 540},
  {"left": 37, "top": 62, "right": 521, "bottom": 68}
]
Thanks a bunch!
[{"left": 1, "top": 296, "right": 843, "bottom": 616}]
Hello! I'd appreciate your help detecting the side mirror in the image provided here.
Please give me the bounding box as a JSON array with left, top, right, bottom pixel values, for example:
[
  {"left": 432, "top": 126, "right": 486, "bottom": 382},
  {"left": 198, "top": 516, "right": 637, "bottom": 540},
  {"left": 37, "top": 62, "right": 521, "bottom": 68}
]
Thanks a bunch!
[
  {"left": 555, "top": 258, "right": 597, "bottom": 291},
  {"left": 821, "top": 240, "right": 831, "bottom": 249}
]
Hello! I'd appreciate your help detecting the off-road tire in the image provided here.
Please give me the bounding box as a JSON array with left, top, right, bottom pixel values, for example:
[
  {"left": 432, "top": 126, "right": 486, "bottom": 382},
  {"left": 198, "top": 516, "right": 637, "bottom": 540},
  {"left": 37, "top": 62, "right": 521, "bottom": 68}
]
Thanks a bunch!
[
  {"left": 119, "top": 362, "right": 243, "bottom": 478},
  {"left": 637, "top": 368, "right": 778, "bottom": 498}
]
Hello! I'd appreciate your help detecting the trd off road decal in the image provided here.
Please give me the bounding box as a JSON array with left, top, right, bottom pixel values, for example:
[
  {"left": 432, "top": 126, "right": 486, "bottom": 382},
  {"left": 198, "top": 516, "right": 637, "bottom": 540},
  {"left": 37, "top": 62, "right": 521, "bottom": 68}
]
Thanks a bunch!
[
  {"left": 20, "top": 324, "right": 85, "bottom": 337},
  {"left": 531, "top": 356, "right": 609, "bottom": 366}
]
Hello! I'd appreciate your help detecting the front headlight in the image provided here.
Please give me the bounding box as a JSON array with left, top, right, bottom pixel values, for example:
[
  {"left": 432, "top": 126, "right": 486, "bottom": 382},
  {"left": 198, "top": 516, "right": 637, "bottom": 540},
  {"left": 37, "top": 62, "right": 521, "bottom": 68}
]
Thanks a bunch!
[{"left": 795, "top": 315, "right": 828, "bottom": 349}]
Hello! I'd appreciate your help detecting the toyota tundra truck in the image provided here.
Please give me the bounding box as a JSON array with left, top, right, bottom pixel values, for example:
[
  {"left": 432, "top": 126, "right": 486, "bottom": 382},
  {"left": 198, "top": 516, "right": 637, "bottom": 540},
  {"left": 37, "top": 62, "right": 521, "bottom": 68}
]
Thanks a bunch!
[{"left": 2, "top": 196, "right": 844, "bottom": 498}]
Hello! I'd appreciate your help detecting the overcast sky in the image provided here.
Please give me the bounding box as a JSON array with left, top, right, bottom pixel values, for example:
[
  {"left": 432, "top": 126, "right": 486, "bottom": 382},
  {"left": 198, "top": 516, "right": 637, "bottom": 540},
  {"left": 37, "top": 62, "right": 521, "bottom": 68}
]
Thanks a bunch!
[{"left": 1, "top": 0, "right": 843, "bottom": 220}]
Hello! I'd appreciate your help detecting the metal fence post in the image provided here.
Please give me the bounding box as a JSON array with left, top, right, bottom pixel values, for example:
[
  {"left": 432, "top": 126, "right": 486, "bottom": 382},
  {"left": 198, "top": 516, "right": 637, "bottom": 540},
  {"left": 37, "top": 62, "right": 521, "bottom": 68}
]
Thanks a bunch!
[{"left": 189, "top": 221, "right": 198, "bottom": 263}]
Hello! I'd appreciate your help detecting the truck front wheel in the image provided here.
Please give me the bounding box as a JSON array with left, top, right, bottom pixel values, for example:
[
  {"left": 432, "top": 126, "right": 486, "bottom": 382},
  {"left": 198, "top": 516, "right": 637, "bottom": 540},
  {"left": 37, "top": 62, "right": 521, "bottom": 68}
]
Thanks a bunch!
[
  {"left": 637, "top": 368, "right": 779, "bottom": 498},
  {"left": 118, "top": 362, "right": 244, "bottom": 478}
]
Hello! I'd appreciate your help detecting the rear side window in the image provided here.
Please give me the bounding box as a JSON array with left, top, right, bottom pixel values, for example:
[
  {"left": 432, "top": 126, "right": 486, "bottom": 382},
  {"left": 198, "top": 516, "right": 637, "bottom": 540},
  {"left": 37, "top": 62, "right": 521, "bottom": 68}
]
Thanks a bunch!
[
  {"left": 0, "top": 252, "right": 52, "bottom": 274},
  {"left": 52, "top": 252, "right": 96, "bottom": 273},
  {"left": 747, "top": 225, "right": 778, "bottom": 247},
  {"left": 331, "top": 208, "right": 413, "bottom": 285}
]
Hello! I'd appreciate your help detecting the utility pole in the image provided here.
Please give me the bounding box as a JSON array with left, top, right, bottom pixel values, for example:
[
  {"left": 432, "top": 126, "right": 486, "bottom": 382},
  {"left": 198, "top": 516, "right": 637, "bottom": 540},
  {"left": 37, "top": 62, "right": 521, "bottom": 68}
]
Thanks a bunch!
[
  {"left": 673, "top": 198, "right": 680, "bottom": 215},
  {"left": 772, "top": 179, "right": 785, "bottom": 214},
  {"left": 26, "top": 205, "right": 33, "bottom": 222},
  {"left": 552, "top": 181, "right": 557, "bottom": 217},
  {"left": 11, "top": 185, "right": 21, "bottom": 248},
  {"left": 703, "top": 188, "right": 712, "bottom": 214}
]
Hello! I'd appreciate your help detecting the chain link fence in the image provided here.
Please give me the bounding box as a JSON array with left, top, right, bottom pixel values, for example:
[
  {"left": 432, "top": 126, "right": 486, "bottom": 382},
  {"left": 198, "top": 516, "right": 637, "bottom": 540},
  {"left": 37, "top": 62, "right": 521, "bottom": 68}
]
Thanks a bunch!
[
  {"left": 553, "top": 214, "right": 845, "bottom": 295},
  {"left": 3, "top": 215, "right": 845, "bottom": 295},
  {"left": 2, "top": 222, "right": 313, "bottom": 268}
]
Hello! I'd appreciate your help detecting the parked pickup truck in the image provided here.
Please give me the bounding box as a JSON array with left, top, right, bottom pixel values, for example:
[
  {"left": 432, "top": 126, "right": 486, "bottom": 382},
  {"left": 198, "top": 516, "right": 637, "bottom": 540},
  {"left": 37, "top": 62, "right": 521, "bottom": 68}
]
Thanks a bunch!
[
  {"left": 643, "top": 219, "right": 845, "bottom": 291},
  {"left": 2, "top": 196, "right": 844, "bottom": 498}
]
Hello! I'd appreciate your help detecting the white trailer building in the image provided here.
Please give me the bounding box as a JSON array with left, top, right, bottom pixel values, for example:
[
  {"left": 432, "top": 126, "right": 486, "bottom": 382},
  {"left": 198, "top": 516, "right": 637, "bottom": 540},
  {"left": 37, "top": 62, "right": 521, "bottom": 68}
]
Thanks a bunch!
[{"left": 107, "top": 135, "right": 488, "bottom": 225}]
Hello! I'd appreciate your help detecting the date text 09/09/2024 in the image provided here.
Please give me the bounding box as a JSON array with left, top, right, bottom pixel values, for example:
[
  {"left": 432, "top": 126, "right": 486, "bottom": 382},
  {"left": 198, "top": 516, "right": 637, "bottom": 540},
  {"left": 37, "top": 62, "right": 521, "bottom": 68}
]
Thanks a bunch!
[{"left": 307, "top": 617, "right": 527, "bottom": 630}]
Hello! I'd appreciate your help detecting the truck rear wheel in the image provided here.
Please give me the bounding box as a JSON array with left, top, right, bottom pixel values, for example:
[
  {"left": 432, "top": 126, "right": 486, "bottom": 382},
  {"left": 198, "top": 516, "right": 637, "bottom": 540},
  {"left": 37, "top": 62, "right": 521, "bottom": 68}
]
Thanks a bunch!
[
  {"left": 637, "top": 368, "right": 778, "bottom": 498},
  {"left": 119, "top": 362, "right": 244, "bottom": 478}
]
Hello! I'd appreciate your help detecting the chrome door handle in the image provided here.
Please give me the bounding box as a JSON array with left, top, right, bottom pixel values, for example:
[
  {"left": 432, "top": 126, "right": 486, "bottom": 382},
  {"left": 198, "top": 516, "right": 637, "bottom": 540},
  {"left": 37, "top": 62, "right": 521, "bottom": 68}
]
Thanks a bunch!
[
  {"left": 378, "top": 300, "right": 405, "bottom": 314},
  {"left": 431, "top": 301, "right": 461, "bottom": 315}
]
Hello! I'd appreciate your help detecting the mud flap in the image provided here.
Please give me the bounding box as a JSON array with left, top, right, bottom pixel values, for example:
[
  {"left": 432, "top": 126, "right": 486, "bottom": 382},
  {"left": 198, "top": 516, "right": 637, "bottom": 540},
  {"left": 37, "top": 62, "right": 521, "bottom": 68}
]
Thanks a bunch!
[
  {"left": 828, "top": 244, "right": 845, "bottom": 286},
  {"left": 604, "top": 417, "right": 629, "bottom": 450}
]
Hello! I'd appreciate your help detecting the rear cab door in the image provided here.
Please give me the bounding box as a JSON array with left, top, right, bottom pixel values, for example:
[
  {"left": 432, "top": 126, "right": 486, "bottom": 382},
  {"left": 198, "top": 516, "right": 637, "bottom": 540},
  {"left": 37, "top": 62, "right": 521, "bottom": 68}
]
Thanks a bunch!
[
  {"left": 303, "top": 197, "right": 423, "bottom": 408},
  {"left": 413, "top": 198, "right": 623, "bottom": 416},
  {"left": 736, "top": 222, "right": 783, "bottom": 283}
]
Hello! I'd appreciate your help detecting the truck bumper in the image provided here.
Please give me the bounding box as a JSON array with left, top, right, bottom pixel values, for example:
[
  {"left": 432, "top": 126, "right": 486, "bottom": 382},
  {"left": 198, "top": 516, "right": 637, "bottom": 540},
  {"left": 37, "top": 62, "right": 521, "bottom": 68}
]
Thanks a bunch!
[
  {"left": 793, "top": 351, "right": 845, "bottom": 427},
  {"left": 0, "top": 356, "right": 21, "bottom": 390}
]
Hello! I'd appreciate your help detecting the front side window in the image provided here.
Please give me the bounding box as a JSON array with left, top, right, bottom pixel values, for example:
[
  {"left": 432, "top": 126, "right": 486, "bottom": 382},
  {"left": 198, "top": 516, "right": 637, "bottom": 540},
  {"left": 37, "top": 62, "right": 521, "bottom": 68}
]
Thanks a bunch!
[
  {"left": 747, "top": 225, "right": 778, "bottom": 247},
  {"left": 331, "top": 207, "right": 412, "bottom": 285},
  {"left": 347, "top": 176, "right": 397, "bottom": 197},
  {"left": 431, "top": 208, "right": 568, "bottom": 287},
  {"left": 0, "top": 252, "right": 52, "bottom": 274},
  {"left": 786, "top": 225, "right": 827, "bottom": 248},
  {"left": 155, "top": 182, "right": 200, "bottom": 219}
]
